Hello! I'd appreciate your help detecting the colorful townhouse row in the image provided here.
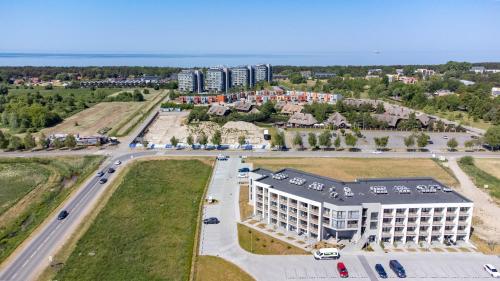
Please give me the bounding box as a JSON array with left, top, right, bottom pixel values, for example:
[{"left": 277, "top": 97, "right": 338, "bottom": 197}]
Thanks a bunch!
[{"left": 176, "top": 90, "right": 343, "bottom": 105}]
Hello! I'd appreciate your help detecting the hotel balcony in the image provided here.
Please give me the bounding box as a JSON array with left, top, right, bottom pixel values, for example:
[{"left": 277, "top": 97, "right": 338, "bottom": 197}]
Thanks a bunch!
[
  {"left": 270, "top": 205, "right": 277, "bottom": 211},
  {"left": 395, "top": 221, "right": 405, "bottom": 226},
  {"left": 457, "top": 229, "right": 468, "bottom": 235},
  {"left": 421, "top": 211, "right": 432, "bottom": 216},
  {"left": 444, "top": 229, "right": 455, "bottom": 235},
  {"left": 406, "top": 230, "right": 417, "bottom": 236},
  {"left": 408, "top": 212, "right": 419, "bottom": 217},
  {"left": 445, "top": 220, "right": 456, "bottom": 226},
  {"left": 433, "top": 211, "right": 444, "bottom": 216},
  {"left": 458, "top": 220, "right": 469, "bottom": 226},
  {"left": 459, "top": 210, "right": 470, "bottom": 216},
  {"left": 310, "top": 218, "right": 319, "bottom": 224},
  {"left": 381, "top": 232, "right": 392, "bottom": 237},
  {"left": 431, "top": 230, "right": 443, "bottom": 235},
  {"left": 383, "top": 212, "right": 394, "bottom": 218},
  {"left": 289, "top": 203, "right": 297, "bottom": 208},
  {"left": 382, "top": 222, "right": 393, "bottom": 227},
  {"left": 310, "top": 209, "right": 319, "bottom": 216},
  {"left": 395, "top": 212, "right": 406, "bottom": 218},
  {"left": 299, "top": 206, "right": 308, "bottom": 212},
  {"left": 432, "top": 221, "right": 443, "bottom": 226}
]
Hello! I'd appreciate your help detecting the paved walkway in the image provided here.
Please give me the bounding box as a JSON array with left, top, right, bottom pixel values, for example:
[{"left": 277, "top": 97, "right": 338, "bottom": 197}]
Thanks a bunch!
[{"left": 448, "top": 157, "right": 500, "bottom": 241}]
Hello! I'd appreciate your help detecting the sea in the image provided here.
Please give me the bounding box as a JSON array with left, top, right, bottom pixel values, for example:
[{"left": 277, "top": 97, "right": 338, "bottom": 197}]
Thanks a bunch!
[{"left": 0, "top": 51, "right": 499, "bottom": 67}]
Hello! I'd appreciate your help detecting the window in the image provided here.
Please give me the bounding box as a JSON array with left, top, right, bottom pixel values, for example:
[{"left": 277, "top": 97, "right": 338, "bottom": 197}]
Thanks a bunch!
[
  {"left": 370, "top": 221, "right": 378, "bottom": 230},
  {"left": 336, "top": 220, "right": 345, "bottom": 229},
  {"left": 348, "top": 211, "right": 360, "bottom": 219},
  {"left": 337, "top": 211, "right": 346, "bottom": 219},
  {"left": 370, "top": 212, "right": 379, "bottom": 220}
]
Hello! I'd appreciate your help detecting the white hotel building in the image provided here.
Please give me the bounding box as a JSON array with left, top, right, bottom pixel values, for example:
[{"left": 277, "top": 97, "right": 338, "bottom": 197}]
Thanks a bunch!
[{"left": 249, "top": 168, "right": 473, "bottom": 245}]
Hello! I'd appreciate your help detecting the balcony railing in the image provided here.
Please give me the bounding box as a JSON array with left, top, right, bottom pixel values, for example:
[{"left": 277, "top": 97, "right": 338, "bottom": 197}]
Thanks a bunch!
[
  {"left": 459, "top": 210, "right": 470, "bottom": 215},
  {"left": 408, "top": 212, "right": 419, "bottom": 217},
  {"left": 457, "top": 229, "right": 468, "bottom": 234},
  {"left": 383, "top": 213, "right": 394, "bottom": 218},
  {"left": 421, "top": 212, "right": 432, "bottom": 216},
  {"left": 395, "top": 212, "right": 406, "bottom": 217},
  {"left": 431, "top": 230, "right": 443, "bottom": 235}
]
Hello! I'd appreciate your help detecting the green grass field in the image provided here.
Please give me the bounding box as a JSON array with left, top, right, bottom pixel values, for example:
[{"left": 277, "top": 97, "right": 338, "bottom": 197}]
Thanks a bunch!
[
  {"left": 54, "top": 159, "right": 213, "bottom": 281},
  {"left": 0, "top": 156, "right": 104, "bottom": 262},
  {"left": 0, "top": 163, "right": 50, "bottom": 215}
]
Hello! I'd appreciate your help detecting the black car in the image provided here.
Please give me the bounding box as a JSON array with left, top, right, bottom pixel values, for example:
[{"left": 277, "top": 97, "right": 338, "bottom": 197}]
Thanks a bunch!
[
  {"left": 99, "top": 178, "right": 108, "bottom": 184},
  {"left": 57, "top": 210, "right": 69, "bottom": 220},
  {"left": 203, "top": 217, "right": 220, "bottom": 224},
  {"left": 389, "top": 260, "right": 406, "bottom": 278},
  {"left": 108, "top": 167, "right": 115, "bottom": 173},
  {"left": 238, "top": 167, "right": 250, "bottom": 173},
  {"left": 375, "top": 264, "right": 388, "bottom": 278},
  {"left": 96, "top": 171, "right": 104, "bottom": 177}
]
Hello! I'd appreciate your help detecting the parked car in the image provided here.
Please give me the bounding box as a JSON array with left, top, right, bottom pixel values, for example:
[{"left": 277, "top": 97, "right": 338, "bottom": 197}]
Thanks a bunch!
[
  {"left": 389, "top": 260, "right": 406, "bottom": 278},
  {"left": 57, "top": 210, "right": 69, "bottom": 220},
  {"left": 313, "top": 248, "right": 340, "bottom": 260},
  {"left": 203, "top": 217, "right": 220, "bottom": 224},
  {"left": 216, "top": 154, "right": 227, "bottom": 161},
  {"left": 484, "top": 264, "right": 500, "bottom": 278},
  {"left": 337, "top": 262, "right": 349, "bottom": 278},
  {"left": 375, "top": 264, "right": 388, "bottom": 278},
  {"left": 96, "top": 171, "right": 104, "bottom": 177},
  {"left": 238, "top": 167, "right": 250, "bottom": 173},
  {"left": 115, "top": 160, "right": 122, "bottom": 165},
  {"left": 99, "top": 178, "right": 108, "bottom": 184},
  {"left": 108, "top": 167, "right": 115, "bottom": 173}
]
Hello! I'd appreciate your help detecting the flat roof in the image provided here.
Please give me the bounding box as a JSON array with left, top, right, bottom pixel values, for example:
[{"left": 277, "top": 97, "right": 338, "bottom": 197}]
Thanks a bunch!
[{"left": 251, "top": 168, "right": 472, "bottom": 206}]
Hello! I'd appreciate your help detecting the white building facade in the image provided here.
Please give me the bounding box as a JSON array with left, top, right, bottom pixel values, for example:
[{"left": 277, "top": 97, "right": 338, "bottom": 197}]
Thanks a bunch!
[{"left": 249, "top": 168, "right": 473, "bottom": 245}]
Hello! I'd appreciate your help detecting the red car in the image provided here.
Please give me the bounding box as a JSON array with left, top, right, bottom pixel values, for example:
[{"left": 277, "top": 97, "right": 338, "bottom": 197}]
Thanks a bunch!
[{"left": 337, "top": 262, "right": 349, "bottom": 278}]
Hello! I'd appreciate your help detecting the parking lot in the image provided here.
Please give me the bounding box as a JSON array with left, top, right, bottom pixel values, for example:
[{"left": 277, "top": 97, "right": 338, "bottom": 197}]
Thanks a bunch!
[{"left": 287, "top": 130, "right": 475, "bottom": 151}]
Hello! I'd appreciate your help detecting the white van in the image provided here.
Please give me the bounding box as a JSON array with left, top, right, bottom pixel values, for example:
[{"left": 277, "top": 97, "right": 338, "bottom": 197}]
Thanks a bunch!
[{"left": 313, "top": 248, "right": 340, "bottom": 260}]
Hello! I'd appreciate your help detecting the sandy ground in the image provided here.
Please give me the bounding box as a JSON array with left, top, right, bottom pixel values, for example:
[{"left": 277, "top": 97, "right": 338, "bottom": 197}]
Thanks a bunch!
[
  {"left": 474, "top": 159, "right": 500, "bottom": 178},
  {"left": 143, "top": 113, "right": 264, "bottom": 145},
  {"left": 448, "top": 157, "right": 500, "bottom": 243},
  {"left": 143, "top": 112, "right": 190, "bottom": 144}
]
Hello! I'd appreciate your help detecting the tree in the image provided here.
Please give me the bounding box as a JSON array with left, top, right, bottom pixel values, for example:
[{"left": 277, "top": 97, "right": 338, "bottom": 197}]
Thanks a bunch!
[
  {"left": 64, "top": 134, "right": 77, "bottom": 148},
  {"left": 211, "top": 130, "right": 222, "bottom": 146},
  {"left": 334, "top": 135, "right": 341, "bottom": 150},
  {"left": 345, "top": 133, "right": 358, "bottom": 150},
  {"left": 404, "top": 135, "right": 415, "bottom": 150},
  {"left": 142, "top": 139, "right": 149, "bottom": 148},
  {"left": 170, "top": 136, "right": 179, "bottom": 147},
  {"left": 0, "top": 84, "right": 8, "bottom": 95},
  {"left": 271, "top": 131, "right": 286, "bottom": 149},
  {"left": 38, "top": 133, "right": 49, "bottom": 148},
  {"left": 0, "top": 130, "right": 8, "bottom": 149},
  {"left": 186, "top": 134, "right": 194, "bottom": 146},
  {"left": 197, "top": 133, "right": 208, "bottom": 146},
  {"left": 292, "top": 132, "right": 303, "bottom": 149},
  {"left": 374, "top": 136, "right": 389, "bottom": 150},
  {"left": 8, "top": 136, "right": 22, "bottom": 150},
  {"left": 53, "top": 138, "right": 64, "bottom": 149},
  {"left": 23, "top": 132, "right": 36, "bottom": 149},
  {"left": 308, "top": 132, "right": 317, "bottom": 149},
  {"left": 238, "top": 135, "right": 246, "bottom": 146},
  {"left": 318, "top": 130, "right": 332, "bottom": 150},
  {"left": 464, "top": 140, "right": 474, "bottom": 151},
  {"left": 143, "top": 88, "right": 150, "bottom": 95},
  {"left": 416, "top": 133, "right": 429, "bottom": 150},
  {"left": 484, "top": 126, "right": 500, "bottom": 148},
  {"left": 447, "top": 138, "right": 458, "bottom": 151}
]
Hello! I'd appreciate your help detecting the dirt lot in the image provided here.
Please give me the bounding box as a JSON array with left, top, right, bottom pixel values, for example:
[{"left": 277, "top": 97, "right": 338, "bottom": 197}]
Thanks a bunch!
[
  {"left": 42, "top": 89, "right": 164, "bottom": 136},
  {"left": 248, "top": 158, "right": 458, "bottom": 187},
  {"left": 144, "top": 116, "right": 264, "bottom": 145}
]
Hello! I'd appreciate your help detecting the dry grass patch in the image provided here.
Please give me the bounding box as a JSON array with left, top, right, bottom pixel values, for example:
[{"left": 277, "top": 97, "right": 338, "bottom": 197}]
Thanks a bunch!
[
  {"left": 475, "top": 159, "right": 500, "bottom": 179},
  {"left": 471, "top": 234, "right": 500, "bottom": 255},
  {"left": 431, "top": 248, "right": 444, "bottom": 252},
  {"left": 445, "top": 247, "right": 458, "bottom": 252},
  {"left": 237, "top": 224, "right": 308, "bottom": 255},
  {"left": 194, "top": 256, "right": 255, "bottom": 281},
  {"left": 248, "top": 158, "right": 458, "bottom": 187},
  {"left": 239, "top": 185, "right": 253, "bottom": 220}
]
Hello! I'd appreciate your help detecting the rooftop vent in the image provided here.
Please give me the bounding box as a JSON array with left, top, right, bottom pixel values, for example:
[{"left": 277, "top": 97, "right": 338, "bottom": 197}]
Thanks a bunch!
[
  {"left": 394, "top": 185, "right": 411, "bottom": 194},
  {"left": 370, "top": 185, "right": 388, "bottom": 194},
  {"left": 416, "top": 184, "right": 437, "bottom": 193},
  {"left": 343, "top": 186, "right": 354, "bottom": 197},
  {"left": 442, "top": 187, "right": 453, "bottom": 192},
  {"left": 289, "top": 177, "right": 306, "bottom": 185},
  {"left": 329, "top": 192, "right": 339, "bottom": 198},
  {"left": 308, "top": 182, "right": 324, "bottom": 191},
  {"left": 272, "top": 173, "right": 288, "bottom": 180}
]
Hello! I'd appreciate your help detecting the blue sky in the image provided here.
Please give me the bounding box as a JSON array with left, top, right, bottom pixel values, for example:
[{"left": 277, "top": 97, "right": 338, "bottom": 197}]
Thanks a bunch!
[{"left": 1, "top": 0, "right": 500, "bottom": 55}]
